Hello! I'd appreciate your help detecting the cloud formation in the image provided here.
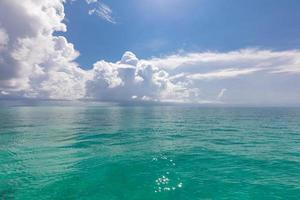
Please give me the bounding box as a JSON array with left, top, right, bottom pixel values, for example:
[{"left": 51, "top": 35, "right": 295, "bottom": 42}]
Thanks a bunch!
[
  {"left": 0, "top": 0, "right": 300, "bottom": 105},
  {"left": 86, "top": 0, "right": 116, "bottom": 24},
  {"left": 187, "top": 68, "right": 262, "bottom": 80},
  {"left": 148, "top": 49, "right": 300, "bottom": 74},
  {"left": 0, "top": 0, "right": 195, "bottom": 102},
  {"left": 217, "top": 88, "right": 227, "bottom": 100},
  {"left": 0, "top": 0, "right": 68, "bottom": 90}
]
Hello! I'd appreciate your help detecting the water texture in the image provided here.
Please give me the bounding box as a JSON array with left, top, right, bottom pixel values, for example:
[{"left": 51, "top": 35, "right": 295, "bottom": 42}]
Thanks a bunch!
[{"left": 1, "top": 106, "right": 300, "bottom": 199}]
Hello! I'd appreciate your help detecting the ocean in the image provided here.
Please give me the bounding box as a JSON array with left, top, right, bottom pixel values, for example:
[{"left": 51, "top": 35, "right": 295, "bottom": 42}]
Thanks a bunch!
[{"left": 1, "top": 105, "right": 300, "bottom": 199}]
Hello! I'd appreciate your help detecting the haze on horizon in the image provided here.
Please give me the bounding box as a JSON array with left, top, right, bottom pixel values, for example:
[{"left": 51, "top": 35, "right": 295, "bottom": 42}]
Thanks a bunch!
[{"left": 0, "top": 0, "right": 300, "bottom": 106}]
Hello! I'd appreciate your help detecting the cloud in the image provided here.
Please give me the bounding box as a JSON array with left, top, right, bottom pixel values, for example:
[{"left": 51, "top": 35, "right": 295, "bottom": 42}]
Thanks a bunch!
[
  {"left": 187, "top": 67, "right": 262, "bottom": 80},
  {"left": 0, "top": 0, "right": 300, "bottom": 105},
  {"left": 85, "top": 0, "right": 97, "bottom": 4},
  {"left": 148, "top": 49, "right": 300, "bottom": 74},
  {"left": 0, "top": 0, "right": 67, "bottom": 90},
  {"left": 86, "top": 0, "right": 116, "bottom": 24},
  {"left": 217, "top": 88, "right": 227, "bottom": 100},
  {"left": 0, "top": 0, "right": 195, "bottom": 102},
  {"left": 85, "top": 52, "right": 196, "bottom": 103}
]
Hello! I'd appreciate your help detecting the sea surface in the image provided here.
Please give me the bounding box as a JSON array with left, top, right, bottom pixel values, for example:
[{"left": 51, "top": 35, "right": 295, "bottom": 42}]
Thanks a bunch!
[{"left": 1, "top": 105, "right": 300, "bottom": 199}]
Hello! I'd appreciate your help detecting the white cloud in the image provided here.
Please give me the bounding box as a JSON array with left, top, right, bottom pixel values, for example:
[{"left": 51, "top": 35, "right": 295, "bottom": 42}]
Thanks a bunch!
[
  {"left": 187, "top": 68, "right": 262, "bottom": 80},
  {"left": 85, "top": 52, "right": 196, "bottom": 102},
  {"left": 86, "top": 0, "right": 98, "bottom": 4},
  {"left": 217, "top": 88, "right": 227, "bottom": 100},
  {"left": 0, "top": 0, "right": 67, "bottom": 90},
  {"left": 148, "top": 49, "right": 300, "bottom": 74},
  {"left": 87, "top": 1, "right": 116, "bottom": 24},
  {"left": 0, "top": 0, "right": 195, "bottom": 102}
]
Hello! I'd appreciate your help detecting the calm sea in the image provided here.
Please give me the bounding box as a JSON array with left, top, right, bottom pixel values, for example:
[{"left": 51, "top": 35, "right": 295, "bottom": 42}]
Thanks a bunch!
[{"left": 1, "top": 105, "right": 300, "bottom": 199}]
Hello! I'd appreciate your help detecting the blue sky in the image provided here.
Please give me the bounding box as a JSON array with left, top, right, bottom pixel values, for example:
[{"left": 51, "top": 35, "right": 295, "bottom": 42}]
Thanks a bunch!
[{"left": 63, "top": 0, "right": 300, "bottom": 68}]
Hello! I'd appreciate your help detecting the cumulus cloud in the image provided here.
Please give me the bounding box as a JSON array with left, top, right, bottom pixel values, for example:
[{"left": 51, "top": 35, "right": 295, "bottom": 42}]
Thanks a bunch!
[
  {"left": 85, "top": 52, "right": 196, "bottom": 103},
  {"left": 0, "top": 0, "right": 196, "bottom": 102},
  {"left": 0, "top": 0, "right": 300, "bottom": 105},
  {"left": 0, "top": 0, "right": 82, "bottom": 98},
  {"left": 0, "top": 0, "right": 67, "bottom": 90}
]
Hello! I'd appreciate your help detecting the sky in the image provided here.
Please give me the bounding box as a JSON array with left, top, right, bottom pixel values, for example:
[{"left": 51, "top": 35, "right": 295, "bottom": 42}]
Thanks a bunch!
[
  {"left": 0, "top": 0, "right": 300, "bottom": 105},
  {"left": 63, "top": 0, "right": 300, "bottom": 67}
]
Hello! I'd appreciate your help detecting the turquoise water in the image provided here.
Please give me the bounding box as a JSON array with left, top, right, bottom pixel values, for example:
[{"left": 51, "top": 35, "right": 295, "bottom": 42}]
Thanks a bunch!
[{"left": 1, "top": 105, "right": 300, "bottom": 199}]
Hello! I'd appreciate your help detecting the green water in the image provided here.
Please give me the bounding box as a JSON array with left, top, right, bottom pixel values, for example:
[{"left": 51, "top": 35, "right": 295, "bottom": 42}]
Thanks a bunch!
[{"left": 1, "top": 106, "right": 300, "bottom": 199}]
